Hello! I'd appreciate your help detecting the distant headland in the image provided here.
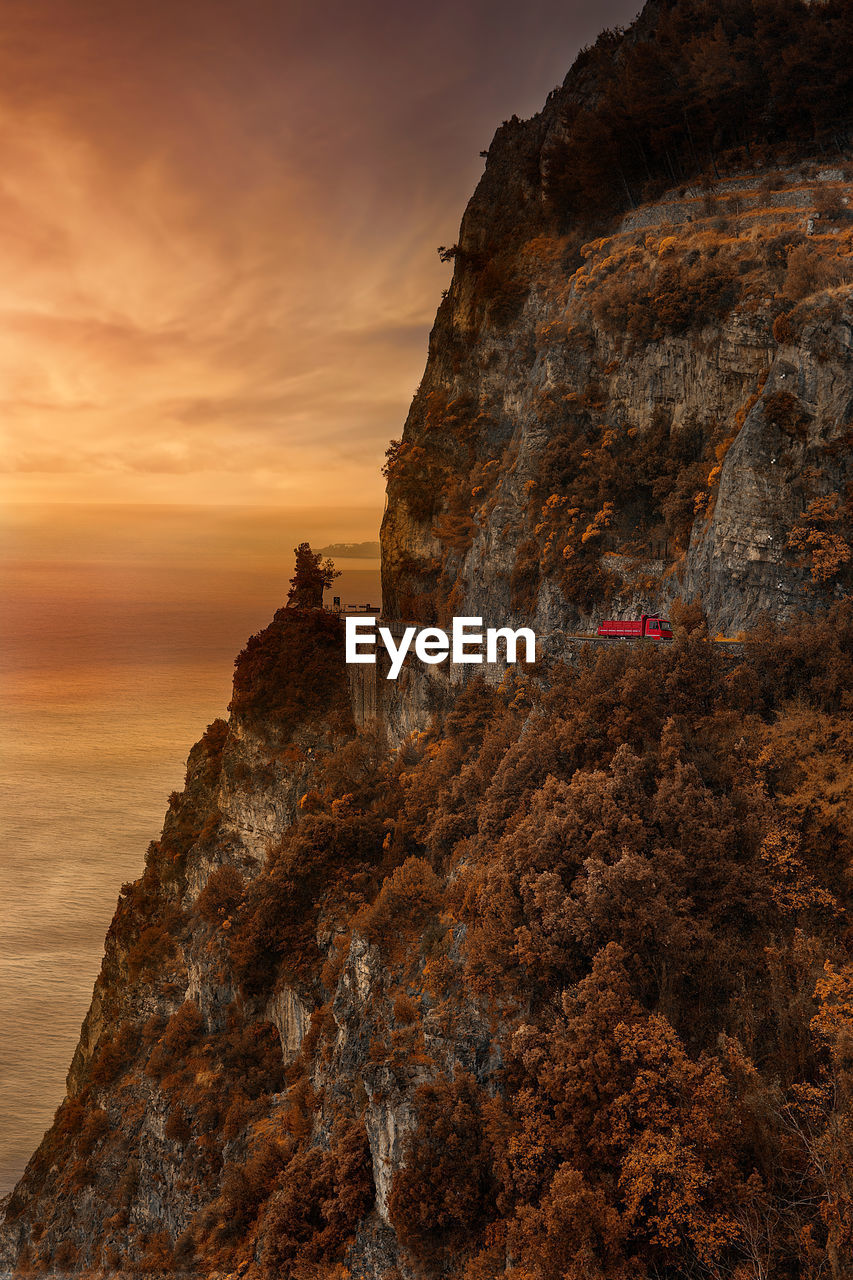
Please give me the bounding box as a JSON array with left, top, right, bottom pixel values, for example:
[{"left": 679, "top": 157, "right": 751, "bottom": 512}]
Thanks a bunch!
[{"left": 319, "top": 541, "right": 380, "bottom": 558}]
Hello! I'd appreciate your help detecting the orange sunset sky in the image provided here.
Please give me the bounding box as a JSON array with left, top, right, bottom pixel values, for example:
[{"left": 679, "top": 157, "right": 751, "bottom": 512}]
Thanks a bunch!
[{"left": 0, "top": 0, "right": 642, "bottom": 523}]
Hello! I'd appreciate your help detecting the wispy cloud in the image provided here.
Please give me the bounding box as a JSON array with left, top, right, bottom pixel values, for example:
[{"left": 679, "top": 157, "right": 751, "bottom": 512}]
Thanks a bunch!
[{"left": 0, "top": 0, "right": 641, "bottom": 511}]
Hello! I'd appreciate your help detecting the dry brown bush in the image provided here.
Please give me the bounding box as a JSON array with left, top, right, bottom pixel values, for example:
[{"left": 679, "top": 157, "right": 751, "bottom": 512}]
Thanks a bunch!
[{"left": 196, "top": 864, "right": 245, "bottom": 924}]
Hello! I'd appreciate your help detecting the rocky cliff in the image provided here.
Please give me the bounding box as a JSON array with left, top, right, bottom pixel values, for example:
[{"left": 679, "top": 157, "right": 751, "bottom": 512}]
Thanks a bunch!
[
  {"left": 3, "top": 2, "right": 853, "bottom": 1278},
  {"left": 382, "top": 160, "right": 853, "bottom": 636},
  {"left": 381, "top": 3, "right": 853, "bottom": 638}
]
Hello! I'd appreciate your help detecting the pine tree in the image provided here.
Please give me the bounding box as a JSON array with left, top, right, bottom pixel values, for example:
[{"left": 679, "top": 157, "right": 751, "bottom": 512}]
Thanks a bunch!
[{"left": 286, "top": 542, "right": 340, "bottom": 608}]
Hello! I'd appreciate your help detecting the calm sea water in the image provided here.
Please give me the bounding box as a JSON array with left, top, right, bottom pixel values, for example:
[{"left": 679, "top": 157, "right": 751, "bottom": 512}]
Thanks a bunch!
[{"left": 0, "top": 506, "right": 380, "bottom": 1194}]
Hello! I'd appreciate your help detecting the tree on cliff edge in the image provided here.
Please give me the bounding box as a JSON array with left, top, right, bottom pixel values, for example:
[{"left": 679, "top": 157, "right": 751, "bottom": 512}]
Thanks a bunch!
[{"left": 287, "top": 542, "right": 340, "bottom": 608}]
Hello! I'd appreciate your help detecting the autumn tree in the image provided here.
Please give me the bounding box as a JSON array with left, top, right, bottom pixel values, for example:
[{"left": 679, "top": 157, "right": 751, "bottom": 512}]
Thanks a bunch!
[
  {"left": 788, "top": 494, "right": 852, "bottom": 585},
  {"left": 261, "top": 1119, "right": 374, "bottom": 1277}
]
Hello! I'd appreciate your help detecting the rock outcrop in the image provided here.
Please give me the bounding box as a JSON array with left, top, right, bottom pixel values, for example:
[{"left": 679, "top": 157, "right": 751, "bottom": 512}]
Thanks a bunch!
[{"left": 382, "top": 164, "right": 853, "bottom": 638}]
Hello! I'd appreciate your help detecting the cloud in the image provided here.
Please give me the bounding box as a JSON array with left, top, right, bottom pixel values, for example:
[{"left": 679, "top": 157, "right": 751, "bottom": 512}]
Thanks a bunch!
[{"left": 0, "top": 0, "right": 642, "bottom": 508}]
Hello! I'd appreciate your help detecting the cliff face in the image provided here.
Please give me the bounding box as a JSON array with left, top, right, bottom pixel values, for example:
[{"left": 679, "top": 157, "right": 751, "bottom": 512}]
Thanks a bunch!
[
  {"left": 381, "top": 162, "right": 853, "bottom": 636},
  {"left": 1, "top": 608, "right": 356, "bottom": 1273},
  {"left": 5, "top": 601, "right": 853, "bottom": 1280},
  {"left": 0, "top": 600, "right": 504, "bottom": 1277},
  {"left": 3, "top": 2, "right": 853, "bottom": 1278},
  {"left": 381, "top": 1, "right": 853, "bottom": 637}
]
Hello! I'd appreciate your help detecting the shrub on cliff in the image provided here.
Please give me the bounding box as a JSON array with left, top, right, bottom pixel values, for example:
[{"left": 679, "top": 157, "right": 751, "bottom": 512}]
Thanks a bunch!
[
  {"left": 145, "top": 1001, "right": 204, "bottom": 1080},
  {"left": 216, "top": 1138, "right": 289, "bottom": 1242},
  {"left": 788, "top": 493, "right": 852, "bottom": 585},
  {"left": 218, "top": 1005, "right": 285, "bottom": 1099},
  {"left": 196, "top": 864, "right": 245, "bottom": 925},
  {"left": 260, "top": 1119, "right": 373, "bottom": 1277},
  {"left": 230, "top": 606, "right": 351, "bottom": 737},
  {"left": 88, "top": 1021, "right": 141, "bottom": 1087},
  {"left": 383, "top": 438, "right": 450, "bottom": 522},
  {"left": 388, "top": 1070, "right": 495, "bottom": 1259},
  {"left": 763, "top": 389, "right": 812, "bottom": 437},
  {"left": 354, "top": 856, "right": 443, "bottom": 954},
  {"left": 126, "top": 922, "right": 178, "bottom": 985},
  {"left": 229, "top": 810, "right": 385, "bottom": 993}
]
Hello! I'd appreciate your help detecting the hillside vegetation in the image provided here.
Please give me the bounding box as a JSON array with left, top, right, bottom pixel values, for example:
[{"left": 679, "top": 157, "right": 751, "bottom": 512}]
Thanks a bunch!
[{"left": 3, "top": 606, "right": 853, "bottom": 1279}]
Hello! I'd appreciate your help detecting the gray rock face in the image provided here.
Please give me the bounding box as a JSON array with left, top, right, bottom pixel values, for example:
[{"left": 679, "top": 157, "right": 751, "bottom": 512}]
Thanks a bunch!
[
  {"left": 265, "top": 984, "right": 310, "bottom": 1064},
  {"left": 382, "top": 163, "right": 852, "bottom": 642},
  {"left": 363, "top": 1069, "right": 416, "bottom": 1227},
  {"left": 685, "top": 330, "right": 853, "bottom": 630}
]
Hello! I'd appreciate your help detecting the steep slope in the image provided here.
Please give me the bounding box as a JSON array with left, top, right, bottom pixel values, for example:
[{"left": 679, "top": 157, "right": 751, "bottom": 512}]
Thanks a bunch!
[
  {"left": 4, "top": 603, "right": 853, "bottom": 1280},
  {"left": 1, "top": 607, "right": 355, "bottom": 1274}
]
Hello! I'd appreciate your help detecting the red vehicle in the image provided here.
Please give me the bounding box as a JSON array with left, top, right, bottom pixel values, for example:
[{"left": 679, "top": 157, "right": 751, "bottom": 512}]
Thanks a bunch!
[{"left": 597, "top": 614, "right": 673, "bottom": 640}]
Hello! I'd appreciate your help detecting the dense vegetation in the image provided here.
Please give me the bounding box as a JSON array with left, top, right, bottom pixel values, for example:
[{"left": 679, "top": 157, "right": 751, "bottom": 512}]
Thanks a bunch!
[
  {"left": 7, "top": 582, "right": 853, "bottom": 1279},
  {"left": 223, "top": 605, "right": 852, "bottom": 1278},
  {"left": 544, "top": 0, "right": 853, "bottom": 231},
  {"left": 230, "top": 604, "right": 352, "bottom": 737}
]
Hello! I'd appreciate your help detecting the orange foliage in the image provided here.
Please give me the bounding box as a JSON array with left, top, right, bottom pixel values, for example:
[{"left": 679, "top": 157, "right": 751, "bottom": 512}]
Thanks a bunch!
[
  {"left": 230, "top": 607, "right": 352, "bottom": 737},
  {"left": 15, "top": 601, "right": 853, "bottom": 1278},
  {"left": 196, "top": 864, "right": 245, "bottom": 925},
  {"left": 260, "top": 1119, "right": 373, "bottom": 1278},
  {"left": 354, "top": 856, "right": 443, "bottom": 953},
  {"left": 788, "top": 493, "right": 852, "bottom": 584},
  {"left": 388, "top": 1071, "right": 494, "bottom": 1259}
]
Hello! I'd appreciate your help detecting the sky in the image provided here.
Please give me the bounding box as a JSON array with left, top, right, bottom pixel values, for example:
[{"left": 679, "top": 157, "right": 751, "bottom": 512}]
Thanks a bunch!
[{"left": 0, "top": 0, "right": 643, "bottom": 533}]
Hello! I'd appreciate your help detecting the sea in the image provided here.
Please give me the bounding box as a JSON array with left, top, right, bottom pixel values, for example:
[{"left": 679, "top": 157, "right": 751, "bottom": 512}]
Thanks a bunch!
[{"left": 0, "top": 505, "right": 381, "bottom": 1195}]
